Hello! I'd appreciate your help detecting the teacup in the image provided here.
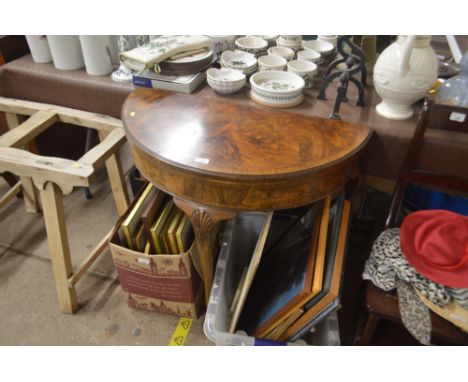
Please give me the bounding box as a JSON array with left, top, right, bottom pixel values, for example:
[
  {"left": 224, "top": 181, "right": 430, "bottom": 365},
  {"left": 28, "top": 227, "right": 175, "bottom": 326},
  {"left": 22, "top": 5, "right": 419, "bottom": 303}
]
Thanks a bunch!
[
  {"left": 268, "top": 46, "right": 294, "bottom": 62},
  {"left": 287, "top": 59, "right": 317, "bottom": 89},
  {"left": 297, "top": 49, "right": 321, "bottom": 64},
  {"left": 258, "top": 55, "right": 287, "bottom": 71}
]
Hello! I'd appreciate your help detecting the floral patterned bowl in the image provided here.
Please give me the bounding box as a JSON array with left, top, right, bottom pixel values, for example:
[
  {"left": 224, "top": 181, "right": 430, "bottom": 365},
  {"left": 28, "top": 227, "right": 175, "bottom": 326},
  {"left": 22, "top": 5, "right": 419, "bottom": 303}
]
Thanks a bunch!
[
  {"left": 221, "top": 50, "right": 257, "bottom": 75},
  {"left": 249, "top": 35, "right": 279, "bottom": 48},
  {"left": 207, "top": 68, "right": 246, "bottom": 94},
  {"left": 287, "top": 59, "right": 317, "bottom": 89},
  {"left": 235, "top": 37, "right": 268, "bottom": 57},
  {"left": 277, "top": 36, "right": 302, "bottom": 51},
  {"left": 250, "top": 70, "right": 305, "bottom": 108}
]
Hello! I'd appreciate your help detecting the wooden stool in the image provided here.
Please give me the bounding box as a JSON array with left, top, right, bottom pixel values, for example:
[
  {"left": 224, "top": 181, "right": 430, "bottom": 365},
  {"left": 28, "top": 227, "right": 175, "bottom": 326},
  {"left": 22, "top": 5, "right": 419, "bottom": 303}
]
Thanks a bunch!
[{"left": 0, "top": 97, "right": 130, "bottom": 314}]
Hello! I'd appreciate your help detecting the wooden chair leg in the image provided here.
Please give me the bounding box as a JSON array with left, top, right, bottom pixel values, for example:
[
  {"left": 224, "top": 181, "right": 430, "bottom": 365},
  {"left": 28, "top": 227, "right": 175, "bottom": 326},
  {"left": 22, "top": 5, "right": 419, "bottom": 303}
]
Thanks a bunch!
[
  {"left": 39, "top": 182, "right": 78, "bottom": 313},
  {"left": 5, "top": 113, "right": 40, "bottom": 213},
  {"left": 20, "top": 176, "right": 40, "bottom": 212},
  {"left": 98, "top": 131, "right": 129, "bottom": 216},
  {"left": 357, "top": 312, "right": 380, "bottom": 345}
]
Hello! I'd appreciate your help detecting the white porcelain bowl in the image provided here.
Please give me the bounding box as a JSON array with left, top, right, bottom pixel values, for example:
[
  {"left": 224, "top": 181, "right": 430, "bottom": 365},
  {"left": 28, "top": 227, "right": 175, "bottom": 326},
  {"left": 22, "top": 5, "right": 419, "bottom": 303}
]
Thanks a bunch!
[
  {"left": 221, "top": 50, "right": 257, "bottom": 75},
  {"left": 277, "top": 36, "right": 302, "bottom": 51},
  {"left": 268, "top": 46, "right": 295, "bottom": 62},
  {"left": 235, "top": 37, "right": 268, "bottom": 57},
  {"left": 258, "top": 54, "right": 287, "bottom": 71},
  {"left": 280, "top": 35, "right": 302, "bottom": 43},
  {"left": 250, "top": 70, "right": 305, "bottom": 107},
  {"left": 302, "top": 40, "right": 334, "bottom": 55},
  {"left": 207, "top": 68, "right": 246, "bottom": 94},
  {"left": 287, "top": 59, "right": 317, "bottom": 89},
  {"left": 297, "top": 49, "right": 321, "bottom": 64},
  {"left": 249, "top": 35, "right": 279, "bottom": 48},
  {"left": 318, "top": 35, "right": 338, "bottom": 47}
]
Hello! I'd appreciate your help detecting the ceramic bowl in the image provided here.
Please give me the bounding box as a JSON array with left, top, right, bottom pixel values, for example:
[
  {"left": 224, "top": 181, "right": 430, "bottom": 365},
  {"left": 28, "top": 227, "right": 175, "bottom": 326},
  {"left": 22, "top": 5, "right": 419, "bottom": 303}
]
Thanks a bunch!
[
  {"left": 250, "top": 70, "right": 305, "bottom": 108},
  {"left": 280, "top": 35, "right": 302, "bottom": 43},
  {"left": 268, "top": 46, "right": 295, "bottom": 62},
  {"left": 207, "top": 67, "right": 246, "bottom": 94},
  {"left": 276, "top": 38, "right": 302, "bottom": 52},
  {"left": 297, "top": 49, "right": 321, "bottom": 64},
  {"left": 258, "top": 54, "right": 287, "bottom": 71},
  {"left": 287, "top": 59, "right": 317, "bottom": 89},
  {"left": 249, "top": 35, "right": 279, "bottom": 48},
  {"left": 318, "top": 35, "right": 338, "bottom": 47},
  {"left": 235, "top": 36, "right": 268, "bottom": 57},
  {"left": 302, "top": 40, "right": 334, "bottom": 55},
  {"left": 221, "top": 50, "right": 257, "bottom": 75}
]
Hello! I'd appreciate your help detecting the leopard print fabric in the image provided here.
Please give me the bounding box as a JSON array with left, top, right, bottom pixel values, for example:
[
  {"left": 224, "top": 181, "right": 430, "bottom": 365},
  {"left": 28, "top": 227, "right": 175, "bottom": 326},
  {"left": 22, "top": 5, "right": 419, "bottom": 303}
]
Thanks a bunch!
[{"left": 363, "top": 228, "right": 468, "bottom": 308}]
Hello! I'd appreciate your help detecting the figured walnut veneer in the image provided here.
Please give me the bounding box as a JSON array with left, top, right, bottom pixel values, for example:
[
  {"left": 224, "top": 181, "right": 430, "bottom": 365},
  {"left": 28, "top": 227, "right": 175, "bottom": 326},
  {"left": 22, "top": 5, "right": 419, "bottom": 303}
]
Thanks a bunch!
[{"left": 123, "top": 88, "right": 371, "bottom": 211}]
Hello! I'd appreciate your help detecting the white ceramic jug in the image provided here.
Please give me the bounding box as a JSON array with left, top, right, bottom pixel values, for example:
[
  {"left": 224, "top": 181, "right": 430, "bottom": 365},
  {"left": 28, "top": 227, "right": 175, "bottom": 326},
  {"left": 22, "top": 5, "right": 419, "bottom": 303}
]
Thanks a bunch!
[{"left": 373, "top": 35, "right": 437, "bottom": 120}]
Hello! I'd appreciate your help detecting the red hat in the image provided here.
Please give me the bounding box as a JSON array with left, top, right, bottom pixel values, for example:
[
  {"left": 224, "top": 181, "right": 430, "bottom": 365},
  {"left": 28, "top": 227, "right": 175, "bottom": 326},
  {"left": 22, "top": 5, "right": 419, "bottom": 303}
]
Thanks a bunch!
[{"left": 400, "top": 210, "right": 468, "bottom": 288}]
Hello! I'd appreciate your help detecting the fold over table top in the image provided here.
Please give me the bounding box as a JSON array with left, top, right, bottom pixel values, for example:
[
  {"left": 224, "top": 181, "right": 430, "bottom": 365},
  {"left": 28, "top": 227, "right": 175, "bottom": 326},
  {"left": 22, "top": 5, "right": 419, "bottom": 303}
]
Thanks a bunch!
[
  {"left": 123, "top": 88, "right": 371, "bottom": 178},
  {"left": 122, "top": 88, "right": 371, "bottom": 210}
]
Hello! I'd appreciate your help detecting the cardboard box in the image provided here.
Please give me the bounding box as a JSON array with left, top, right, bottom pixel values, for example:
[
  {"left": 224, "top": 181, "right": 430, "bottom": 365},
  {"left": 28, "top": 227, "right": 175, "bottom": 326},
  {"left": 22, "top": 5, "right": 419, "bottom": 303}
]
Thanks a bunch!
[{"left": 109, "top": 191, "right": 202, "bottom": 318}]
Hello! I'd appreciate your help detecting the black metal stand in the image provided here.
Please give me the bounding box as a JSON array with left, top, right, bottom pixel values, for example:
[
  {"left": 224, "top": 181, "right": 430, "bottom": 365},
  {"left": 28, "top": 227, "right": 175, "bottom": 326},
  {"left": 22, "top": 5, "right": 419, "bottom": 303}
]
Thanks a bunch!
[{"left": 318, "top": 36, "right": 367, "bottom": 120}]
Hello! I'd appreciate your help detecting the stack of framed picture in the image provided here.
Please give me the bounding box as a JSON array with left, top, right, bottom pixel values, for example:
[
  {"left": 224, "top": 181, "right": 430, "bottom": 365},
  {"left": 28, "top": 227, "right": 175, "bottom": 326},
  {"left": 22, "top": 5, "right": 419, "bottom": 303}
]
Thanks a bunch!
[{"left": 231, "top": 192, "right": 351, "bottom": 342}]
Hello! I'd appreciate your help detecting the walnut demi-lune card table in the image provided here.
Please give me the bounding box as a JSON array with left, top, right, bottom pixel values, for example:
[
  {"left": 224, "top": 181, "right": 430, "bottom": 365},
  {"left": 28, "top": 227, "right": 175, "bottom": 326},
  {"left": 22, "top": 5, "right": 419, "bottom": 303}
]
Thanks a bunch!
[{"left": 122, "top": 88, "right": 372, "bottom": 303}]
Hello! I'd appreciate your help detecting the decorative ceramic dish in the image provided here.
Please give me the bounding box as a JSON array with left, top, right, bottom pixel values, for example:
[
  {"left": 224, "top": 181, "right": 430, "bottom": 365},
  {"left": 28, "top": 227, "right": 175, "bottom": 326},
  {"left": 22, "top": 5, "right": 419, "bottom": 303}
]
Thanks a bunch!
[
  {"left": 297, "top": 49, "right": 321, "bottom": 64},
  {"left": 276, "top": 37, "right": 302, "bottom": 52},
  {"left": 250, "top": 70, "right": 305, "bottom": 108},
  {"left": 287, "top": 59, "right": 317, "bottom": 89},
  {"left": 249, "top": 35, "right": 279, "bottom": 48},
  {"left": 235, "top": 36, "right": 268, "bottom": 57},
  {"left": 221, "top": 50, "right": 258, "bottom": 75},
  {"left": 302, "top": 40, "right": 334, "bottom": 55},
  {"left": 207, "top": 67, "right": 246, "bottom": 94},
  {"left": 268, "top": 46, "right": 295, "bottom": 62},
  {"left": 280, "top": 35, "right": 302, "bottom": 42},
  {"left": 318, "top": 35, "right": 338, "bottom": 48},
  {"left": 159, "top": 49, "right": 214, "bottom": 76},
  {"left": 258, "top": 54, "right": 287, "bottom": 71}
]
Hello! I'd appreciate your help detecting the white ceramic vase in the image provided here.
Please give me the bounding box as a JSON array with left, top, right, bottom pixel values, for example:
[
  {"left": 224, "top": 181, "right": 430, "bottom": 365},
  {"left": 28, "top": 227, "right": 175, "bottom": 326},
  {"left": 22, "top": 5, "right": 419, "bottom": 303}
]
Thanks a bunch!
[
  {"left": 373, "top": 35, "right": 438, "bottom": 120},
  {"left": 25, "top": 35, "right": 52, "bottom": 63},
  {"left": 79, "top": 35, "right": 113, "bottom": 76},
  {"left": 47, "top": 35, "right": 84, "bottom": 70}
]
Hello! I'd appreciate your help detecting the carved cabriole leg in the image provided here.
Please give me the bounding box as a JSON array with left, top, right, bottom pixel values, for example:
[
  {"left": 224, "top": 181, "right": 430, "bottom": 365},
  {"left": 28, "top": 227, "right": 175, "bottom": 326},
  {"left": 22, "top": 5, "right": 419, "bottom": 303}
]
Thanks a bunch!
[
  {"left": 174, "top": 197, "right": 236, "bottom": 304},
  {"left": 5, "top": 112, "right": 40, "bottom": 213},
  {"left": 39, "top": 181, "right": 78, "bottom": 313}
]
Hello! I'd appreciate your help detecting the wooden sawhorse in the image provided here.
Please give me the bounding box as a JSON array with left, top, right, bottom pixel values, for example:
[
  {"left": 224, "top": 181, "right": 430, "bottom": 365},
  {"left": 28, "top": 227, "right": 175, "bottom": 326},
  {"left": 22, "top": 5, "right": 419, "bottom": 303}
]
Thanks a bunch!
[{"left": 0, "top": 97, "right": 130, "bottom": 313}]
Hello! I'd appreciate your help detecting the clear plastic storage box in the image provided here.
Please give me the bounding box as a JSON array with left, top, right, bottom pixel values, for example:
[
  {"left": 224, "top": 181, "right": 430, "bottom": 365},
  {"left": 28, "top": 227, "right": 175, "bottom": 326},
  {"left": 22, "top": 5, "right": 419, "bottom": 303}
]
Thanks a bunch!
[{"left": 203, "top": 212, "right": 340, "bottom": 346}]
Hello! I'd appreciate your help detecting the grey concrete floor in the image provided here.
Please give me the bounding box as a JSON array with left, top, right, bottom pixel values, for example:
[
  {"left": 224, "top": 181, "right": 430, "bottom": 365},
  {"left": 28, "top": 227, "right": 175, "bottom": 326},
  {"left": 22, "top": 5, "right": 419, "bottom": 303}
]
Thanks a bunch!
[{"left": 0, "top": 142, "right": 211, "bottom": 345}]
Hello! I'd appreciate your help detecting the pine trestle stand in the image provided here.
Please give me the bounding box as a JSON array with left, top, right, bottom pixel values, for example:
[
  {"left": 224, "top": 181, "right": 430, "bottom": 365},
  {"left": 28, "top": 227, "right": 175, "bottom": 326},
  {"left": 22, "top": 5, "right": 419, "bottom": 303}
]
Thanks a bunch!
[
  {"left": 0, "top": 97, "right": 130, "bottom": 314},
  {"left": 122, "top": 88, "right": 372, "bottom": 304}
]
